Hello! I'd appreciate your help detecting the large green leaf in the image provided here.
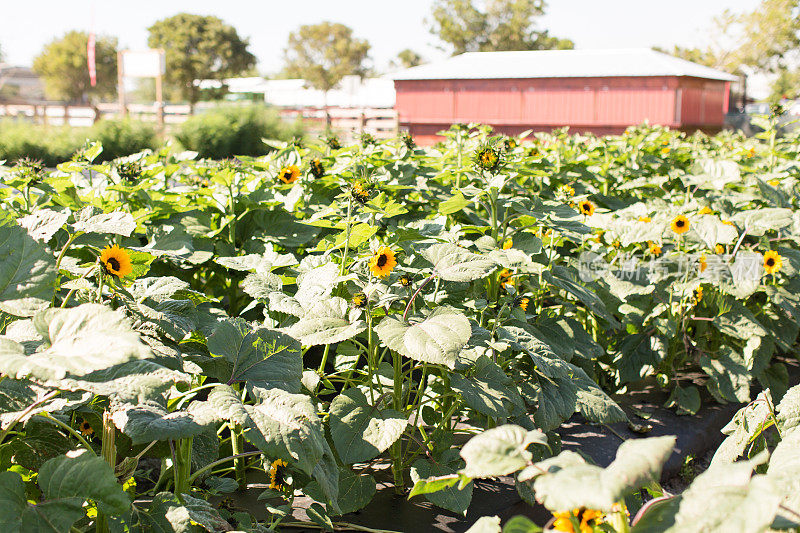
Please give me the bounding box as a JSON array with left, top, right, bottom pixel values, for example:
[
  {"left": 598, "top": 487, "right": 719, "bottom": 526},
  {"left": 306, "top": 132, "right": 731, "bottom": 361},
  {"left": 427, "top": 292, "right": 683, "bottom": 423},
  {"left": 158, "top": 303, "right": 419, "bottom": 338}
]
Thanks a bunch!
[
  {"left": 206, "top": 384, "right": 326, "bottom": 476},
  {"left": 460, "top": 424, "right": 547, "bottom": 478},
  {"left": 18, "top": 209, "right": 69, "bottom": 242},
  {"left": 0, "top": 219, "right": 57, "bottom": 317},
  {"left": 375, "top": 306, "right": 471, "bottom": 369},
  {"left": 0, "top": 304, "right": 151, "bottom": 382},
  {"left": 286, "top": 297, "right": 366, "bottom": 347},
  {"left": 138, "top": 491, "right": 233, "bottom": 532},
  {"left": 207, "top": 318, "right": 302, "bottom": 392},
  {"left": 451, "top": 356, "right": 524, "bottom": 418},
  {"left": 777, "top": 383, "right": 800, "bottom": 434},
  {"left": 73, "top": 209, "right": 136, "bottom": 236},
  {"left": 411, "top": 457, "right": 473, "bottom": 515},
  {"left": 421, "top": 243, "right": 497, "bottom": 282},
  {"left": 335, "top": 469, "right": 376, "bottom": 515},
  {"left": 111, "top": 400, "right": 218, "bottom": 444},
  {"left": 329, "top": 388, "right": 407, "bottom": 464},
  {"left": 700, "top": 348, "right": 750, "bottom": 403}
]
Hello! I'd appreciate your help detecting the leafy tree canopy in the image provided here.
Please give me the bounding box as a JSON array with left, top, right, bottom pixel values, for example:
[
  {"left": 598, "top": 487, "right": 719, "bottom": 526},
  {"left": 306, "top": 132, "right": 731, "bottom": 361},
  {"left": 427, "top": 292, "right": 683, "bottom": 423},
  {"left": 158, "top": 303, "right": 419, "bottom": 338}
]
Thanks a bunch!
[
  {"left": 147, "top": 13, "right": 256, "bottom": 107},
  {"left": 282, "top": 22, "right": 370, "bottom": 93},
  {"left": 393, "top": 49, "right": 424, "bottom": 69},
  {"left": 428, "top": 0, "right": 573, "bottom": 55},
  {"left": 32, "top": 31, "right": 117, "bottom": 103}
]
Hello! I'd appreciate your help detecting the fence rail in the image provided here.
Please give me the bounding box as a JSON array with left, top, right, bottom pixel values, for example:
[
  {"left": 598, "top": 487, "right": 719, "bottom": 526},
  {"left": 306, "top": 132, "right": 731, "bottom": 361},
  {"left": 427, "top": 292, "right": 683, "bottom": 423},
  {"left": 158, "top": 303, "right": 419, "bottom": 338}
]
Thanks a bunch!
[{"left": 0, "top": 101, "right": 399, "bottom": 142}]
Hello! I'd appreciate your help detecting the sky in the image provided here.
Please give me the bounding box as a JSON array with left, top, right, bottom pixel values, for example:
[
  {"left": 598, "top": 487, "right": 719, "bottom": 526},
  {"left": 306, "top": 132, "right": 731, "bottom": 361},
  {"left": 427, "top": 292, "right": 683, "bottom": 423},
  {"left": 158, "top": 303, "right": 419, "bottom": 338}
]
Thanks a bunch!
[{"left": 0, "top": 0, "right": 761, "bottom": 74}]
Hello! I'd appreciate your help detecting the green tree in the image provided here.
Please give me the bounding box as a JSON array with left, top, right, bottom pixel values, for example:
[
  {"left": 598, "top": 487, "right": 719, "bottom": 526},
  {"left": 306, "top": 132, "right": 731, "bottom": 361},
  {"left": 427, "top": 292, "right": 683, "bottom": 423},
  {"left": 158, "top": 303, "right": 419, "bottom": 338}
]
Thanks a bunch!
[
  {"left": 147, "top": 13, "right": 256, "bottom": 112},
  {"left": 32, "top": 31, "right": 117, "bottom": 103},
  {"left": 282, "top": 22, "right": 370, "bottom": 126},
  {"left": 428, "top": 0, "right": 573, "bottom": 55},
  {"left": 393, "top": 49, "right": 424, "bottom": 69},
  {"left": 737, "top": 0, "right": 799, "bottom": 73}
]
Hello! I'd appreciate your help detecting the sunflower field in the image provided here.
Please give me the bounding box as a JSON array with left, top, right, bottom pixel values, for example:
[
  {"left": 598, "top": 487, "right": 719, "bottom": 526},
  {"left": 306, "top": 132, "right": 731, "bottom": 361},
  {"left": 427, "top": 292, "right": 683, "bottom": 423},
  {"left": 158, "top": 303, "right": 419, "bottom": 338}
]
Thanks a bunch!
[{"left": 0, "top": 118, "right": 799, "bottom": 533}]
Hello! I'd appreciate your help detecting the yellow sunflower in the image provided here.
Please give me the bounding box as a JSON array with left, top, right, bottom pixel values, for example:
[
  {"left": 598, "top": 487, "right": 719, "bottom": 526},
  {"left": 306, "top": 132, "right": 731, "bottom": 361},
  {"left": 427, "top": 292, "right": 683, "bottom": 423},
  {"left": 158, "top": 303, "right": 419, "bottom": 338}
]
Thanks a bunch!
[
  {"left": 648, "top": 241, "right": 661, "bottom": 256},
  {"left": 351, "top": 181, "right": 371, "bottom": 204},
  {"left": 78, "top": 419, "right": 93, "bottom": 437},
  {"left": 514, "top": 296, "right": 530, "bottom": 312},
  {"left": 699, "top": 206, "right": 713, "bottom": 215},
  {"left": 499, "top": 269, "right": 515, "bottom": 289},
  {"left": 100, "top": 245, "right": 133, "bottom": 278},
  {"left": 398, "top": 274, "right": 413, "bottom": 287},
  {"left": 277, "top": 165, "right": 300, "bottom": 184},
  {"left": 502, "top": 238, "right": 513, "bottom": 250},
  {"left": 715, "top": 244, "right": 725, "bottom": 254},
  {"left": 369, "top": 247, "right": 397, "bottom": 278},
  {"left": 552, "top": 508, "right": 603, "bottom": 533},
  {"left": 699, "top": 254, "right": 708, "bottom": 273},
  {"left": 351, "top": 292, "right": 367, "bottom": 308},
  {"left": 661, "top": 147, "right": 670, "bottom": 155},
  {"left": 577, "top": 200, "right": 595, "bottom": 216},
  {"left": 763, "top": 250, "right": 783, "bottom": 275},
  {"left": 693, "top": 286, "right": 703, "bottom": 304},
  {"left": 670, "top": 215, "right": 690, "bottom": 235},
  {"left": 638, "top": 216, "right": 651, "bottom": 223},
  {"left": 269, "top": 459, "right": 288, "bottom": 490},
  {"left": 721, "top": 219, "right": 734, "bottom": 226}
]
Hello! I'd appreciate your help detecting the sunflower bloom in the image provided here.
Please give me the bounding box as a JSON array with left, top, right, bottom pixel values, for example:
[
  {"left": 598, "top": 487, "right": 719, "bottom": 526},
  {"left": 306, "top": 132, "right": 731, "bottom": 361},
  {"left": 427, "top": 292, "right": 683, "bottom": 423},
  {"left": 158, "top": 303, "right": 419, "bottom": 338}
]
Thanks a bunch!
[
  {"left": 309, "top": 158, "right": 325, "bottom": 179},
  {"left": 351, "top": 181, "right": 371, "bottom": 204},
  {"left": 100, "top": 245, "right": 133, "bottom": 278},
  {"left": 351, "top": 292, "right": 367, "bottom": 309},
  {"left": 514, "top": 296, "right": 530, "bottom": 312},
  {"left": 715, "top": 244, "right": 725, "bottom": 254},
  {"left": 577, "top": 200, "right": 595, "bottom": 216},
  {"left": 671, "top": 215, "right": 690, "bottom": 235},
  {"left": 398, "top": 274, "right": 413, "bottom": 287},
  {"left": 78, "top": 419, "right": 93, "bottom": 437},
  {"left": 699, "top": 206, "right": 713, "bottom": 215},
  {"left": 721, "top": 219, "right": 734, "bottom": 226},
  {"left": 269, "top": 459, "right": 288, "bottom": 490},
  {"left": 552, "top": 508, "right": 603, "bottom": 533},
  {"left": 638, "top": 216, "right": 651, "bottom": 223},
  {"left": 499, "top": 269, "right": 515, "bottom": 289},
  {"left": 648, "top": 242, "right": 661, "bottom": 256},
  {"left": 369, "top": 247, "right": 397, "bottom": 278},
  {"left": 661, "top": 147, "right": 670, "bottom": 155},
  {"left": 503, "top": 238, "right": 513, "bottom": 250},
  {"left": 763, "top": 250, "right": 783, "bottom": 275},
  {"left": 693, "top": 286, "right": 703, "bottom": 304},
  {"left": 277, "top": 165, "right": 300, "bottom": 184},
  {"left": 699, "top": 254, "right": 708, "bottom": 273}
]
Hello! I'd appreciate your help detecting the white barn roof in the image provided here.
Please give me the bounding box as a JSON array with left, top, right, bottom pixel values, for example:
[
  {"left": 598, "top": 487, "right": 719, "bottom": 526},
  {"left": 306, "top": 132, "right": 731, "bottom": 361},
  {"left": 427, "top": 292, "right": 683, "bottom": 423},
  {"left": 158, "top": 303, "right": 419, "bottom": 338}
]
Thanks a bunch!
[{"left": 391, "top": 48, "right": 738, "bottom": 82}]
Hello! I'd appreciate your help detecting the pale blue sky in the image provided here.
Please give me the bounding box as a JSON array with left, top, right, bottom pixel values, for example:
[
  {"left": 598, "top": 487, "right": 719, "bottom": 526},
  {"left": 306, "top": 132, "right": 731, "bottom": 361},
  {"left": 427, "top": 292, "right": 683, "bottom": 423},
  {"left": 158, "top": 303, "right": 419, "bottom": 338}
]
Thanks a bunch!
[{"left": 0, "top": 0, "right": 760, "bottom": 73}]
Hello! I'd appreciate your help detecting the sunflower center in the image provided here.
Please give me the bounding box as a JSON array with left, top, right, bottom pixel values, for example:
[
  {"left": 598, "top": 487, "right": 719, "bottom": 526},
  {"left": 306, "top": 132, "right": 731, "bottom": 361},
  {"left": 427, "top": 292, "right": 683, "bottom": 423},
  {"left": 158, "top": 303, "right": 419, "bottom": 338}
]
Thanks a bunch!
[
  {"left": 377, "top": 254, "right": 388, "bottom": 267},
  {"left": 767, "top": 258, "right": 775, "bottom": 266},
  {"left": 107, "top": 257, "right": 120, "bottom": 271},
  {"left": 676, "top": 220, "right": 685, "bottom": 227}
]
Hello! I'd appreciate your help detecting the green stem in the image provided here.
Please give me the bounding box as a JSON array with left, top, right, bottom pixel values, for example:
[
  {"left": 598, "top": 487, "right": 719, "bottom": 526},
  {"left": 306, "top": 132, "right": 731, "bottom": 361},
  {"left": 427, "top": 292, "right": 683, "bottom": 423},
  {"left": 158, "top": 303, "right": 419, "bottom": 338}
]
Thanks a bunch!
[
  {"left": 339, "top": 196, "right": 354, "bottom": 278},
  {"left": 188, "top": 450, "right": 263, "bottom": 484},
  {"left": 96, "top": 412, "right": 116, "bottom": 533},
  {"left": 390, "top": 349, "right": 405, "bottom": 494},
  {"left": 38, "top": 412, "right": 96, "bottom": 455},
  {"left": 0, "top": 390, "right": 59, "bottom": 445},
  {"left": 230, "top": 423, "right": 246, "bottom": 490},
  {"left": 173, "top": 437, "right": 193, "bottom": 498}
]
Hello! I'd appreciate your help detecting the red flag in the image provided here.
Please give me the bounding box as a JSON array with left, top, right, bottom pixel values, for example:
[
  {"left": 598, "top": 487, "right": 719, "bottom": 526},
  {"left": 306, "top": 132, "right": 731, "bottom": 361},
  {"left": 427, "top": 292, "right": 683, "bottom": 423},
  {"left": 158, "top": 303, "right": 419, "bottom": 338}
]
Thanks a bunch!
[{"left": 87, "top": 33, "right": 97, "bottom": 87}]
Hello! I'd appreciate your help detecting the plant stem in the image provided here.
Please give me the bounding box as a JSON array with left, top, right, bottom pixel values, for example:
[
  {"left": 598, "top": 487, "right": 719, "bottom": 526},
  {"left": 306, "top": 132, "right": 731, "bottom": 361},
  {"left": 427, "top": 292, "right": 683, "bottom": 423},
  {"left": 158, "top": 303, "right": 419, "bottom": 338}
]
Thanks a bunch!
[
  {"left": 402, "top": 274, "right": 436, "bottom": 322},
  {"left": 390, "top": 349, "right": 405, "bottom": 494},
  {"left": 38, "top": 412, "right": 96, "bottom": 455},
  {"left": 188, "top": 450, "right": 263, "bottom": 484},
  {"left": 96, "top": 411, "right": 116, "bottom": 533},
  {"left": 173, "top": 437, "right": 193, "bottom": 498},
  {"left": 0, "top": 390, "right": 59, "bottom": 445},
  {"left": 230, "top": 423, "right": 247, "bottom": 490}
]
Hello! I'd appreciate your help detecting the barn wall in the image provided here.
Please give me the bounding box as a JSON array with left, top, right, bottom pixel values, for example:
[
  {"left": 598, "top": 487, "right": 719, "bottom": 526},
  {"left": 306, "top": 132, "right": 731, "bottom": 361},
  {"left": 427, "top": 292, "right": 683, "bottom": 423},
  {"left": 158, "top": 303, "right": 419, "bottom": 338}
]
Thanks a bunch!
[{"left": 396, "top": 76, "right": 729, "bottom": 144}]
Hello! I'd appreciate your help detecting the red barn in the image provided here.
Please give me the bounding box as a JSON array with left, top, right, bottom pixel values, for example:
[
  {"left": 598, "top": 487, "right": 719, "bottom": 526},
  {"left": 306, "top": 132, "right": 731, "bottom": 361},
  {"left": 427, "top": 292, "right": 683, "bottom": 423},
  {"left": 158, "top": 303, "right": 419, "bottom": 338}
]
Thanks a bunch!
[{"left": 392, "top": 49, "right": 737, "bottom": 144}]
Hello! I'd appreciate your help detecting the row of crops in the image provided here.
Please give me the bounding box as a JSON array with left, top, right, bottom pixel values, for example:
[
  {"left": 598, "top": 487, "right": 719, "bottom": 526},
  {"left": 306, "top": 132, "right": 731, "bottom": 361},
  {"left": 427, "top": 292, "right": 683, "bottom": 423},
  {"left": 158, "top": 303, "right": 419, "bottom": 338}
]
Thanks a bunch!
[{"left": 0, "top": 119, "right": 799, "bottom": 533}]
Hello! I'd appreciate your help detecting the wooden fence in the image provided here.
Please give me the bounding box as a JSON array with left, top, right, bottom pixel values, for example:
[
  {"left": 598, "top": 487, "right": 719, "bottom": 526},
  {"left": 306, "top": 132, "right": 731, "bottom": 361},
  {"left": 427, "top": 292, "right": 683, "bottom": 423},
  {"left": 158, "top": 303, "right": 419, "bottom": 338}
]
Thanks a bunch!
[{"left": 0, "top": 101, "right": 399, "bottom": 142}]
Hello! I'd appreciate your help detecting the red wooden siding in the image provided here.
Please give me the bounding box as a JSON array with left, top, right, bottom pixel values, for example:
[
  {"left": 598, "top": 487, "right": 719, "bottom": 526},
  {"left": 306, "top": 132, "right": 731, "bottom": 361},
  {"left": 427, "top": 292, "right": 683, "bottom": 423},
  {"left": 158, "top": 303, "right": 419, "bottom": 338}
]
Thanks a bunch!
[{"left": 395, "top": 76, "right": 729, "bottom": 145}]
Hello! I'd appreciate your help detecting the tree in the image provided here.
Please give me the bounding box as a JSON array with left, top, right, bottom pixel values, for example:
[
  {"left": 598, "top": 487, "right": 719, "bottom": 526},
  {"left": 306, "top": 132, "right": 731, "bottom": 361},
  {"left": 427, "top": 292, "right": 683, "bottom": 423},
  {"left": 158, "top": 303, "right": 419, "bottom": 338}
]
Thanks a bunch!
[
  {"left": 32, "top": 31, "right": 117, "bottom": 103},
  {"left": 393, "top": 49, "right": 424, "bottom": 69},
  {"left": 282, "top": 22, "right": 370, "bottom": 126},
  {"left": 736, "top": 0, "right": 800, "bottom": 73},
  {"left": 428, "top": 0, "right": 573, "bottom": 55},
  {"left": 147, "top": 13, "right": 256, "bottom": 111}
]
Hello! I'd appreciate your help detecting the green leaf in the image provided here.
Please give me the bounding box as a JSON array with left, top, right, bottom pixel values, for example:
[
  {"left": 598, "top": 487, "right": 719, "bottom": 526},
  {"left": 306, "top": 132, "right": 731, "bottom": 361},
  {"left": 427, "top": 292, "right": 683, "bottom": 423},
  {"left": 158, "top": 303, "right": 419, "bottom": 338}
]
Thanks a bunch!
[
  {"left": 18, "top": 209, "right": 69, "bottom": 242},
  {"left": 460, "top": 425, "right": 547, "bottom": 478},
  {"left": 111, "top": 400, "right": 217, "bottom": 444},
  {"left": 206, "top": 384, "right": 326, "bottom": 476},
  {"left": 0, "top": 304, "right": 151, "bottom": 382},
  {"left": 767, "top": 430, "right": 800, "bottom": 512},
  {"left": 451, "top": 356, "right": 524, "bottom": 418},
  {"left": 411, "top": 458, "right": 473, "bottom": 515},
  {"left": 530, "top": 375, "right": 578, "bottom": 432},
  {"left": 421, "top": 243, "right": 497, "bottom": 282},
  {"left": 335, "top": 469, "right": 376, "bottom": 515},
  {"left": 286, "top": 297, "right": 366, "bottom": 346},
  {"left": 439, "top": 192, "right": 471, "bottom": 215},
  {"left": 375, "top": 306, "right": 471, "bottom": 369},
  {"left": 502, "top": 515, "right": 543, "bottom": 533},
  {"left": 691, "top": 214, "right": 738, "bottom": 249},
  {"left": 141, "top": 491, "right": 233, "bottom": 532},
  {"left": 664, "top": 385, "right": 701, "bottom": 416},
  {"left": 700, "top": 348, "right": 750, "bottom": 403},
  {"left": 207, "top": 318, "right": 302, "bottom": 392},
  {"left": 329, "top": 388, "right": 407, "bottom": 464},
  {"left": 730, "top": 208, "right": 793, "bottom": 236},
  {"left": 777, "top": 383, "right": 800, "bottom": 434},
  {"left": 73, "top": 209, "right": 137, "bottom": 236},
  {"left": 39, "top": 449, "right": 131, "bottom": 515},
  {"left": 0, "top": 219, "right": 57, "bottom": 317}
]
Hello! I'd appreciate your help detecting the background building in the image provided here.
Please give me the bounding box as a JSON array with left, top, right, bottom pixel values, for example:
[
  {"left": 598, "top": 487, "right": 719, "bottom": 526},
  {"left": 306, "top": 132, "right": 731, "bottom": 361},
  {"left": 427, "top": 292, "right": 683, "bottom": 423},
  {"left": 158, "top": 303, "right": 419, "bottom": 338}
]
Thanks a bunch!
[{"left": 392, "top": 48, "right": 738, "bottom": 144}]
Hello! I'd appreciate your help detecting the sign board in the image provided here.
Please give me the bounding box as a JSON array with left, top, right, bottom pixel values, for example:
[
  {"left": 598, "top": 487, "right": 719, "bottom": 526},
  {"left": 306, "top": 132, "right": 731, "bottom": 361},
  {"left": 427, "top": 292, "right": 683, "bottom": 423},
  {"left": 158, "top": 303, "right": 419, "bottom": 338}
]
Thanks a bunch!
[{"left": 121, "top": 50, "right": 166, "bottom": 78}]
